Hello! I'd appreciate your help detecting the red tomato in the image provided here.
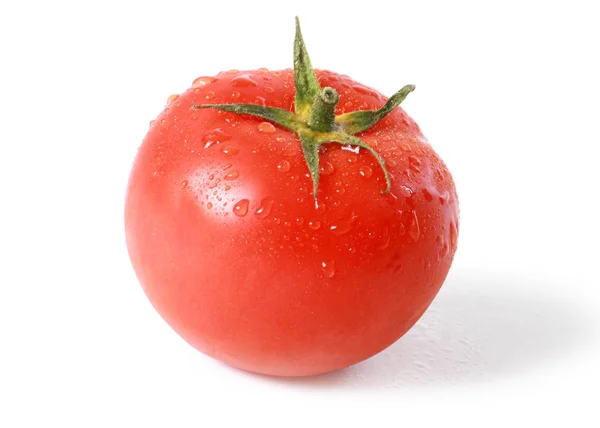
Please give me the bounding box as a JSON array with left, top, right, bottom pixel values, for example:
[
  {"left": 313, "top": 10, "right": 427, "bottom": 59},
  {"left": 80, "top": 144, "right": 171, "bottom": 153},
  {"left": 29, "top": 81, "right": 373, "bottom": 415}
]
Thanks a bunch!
[{"left": 125, "top": 21, "right": 458, "bottom": 377}]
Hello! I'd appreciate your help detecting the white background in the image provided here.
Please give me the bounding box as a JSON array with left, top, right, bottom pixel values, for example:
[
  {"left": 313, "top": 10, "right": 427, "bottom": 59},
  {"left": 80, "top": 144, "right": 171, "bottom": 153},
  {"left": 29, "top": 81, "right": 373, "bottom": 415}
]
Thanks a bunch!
[{"left": 1, "top": 0, "right": 599, "bottom": 426}]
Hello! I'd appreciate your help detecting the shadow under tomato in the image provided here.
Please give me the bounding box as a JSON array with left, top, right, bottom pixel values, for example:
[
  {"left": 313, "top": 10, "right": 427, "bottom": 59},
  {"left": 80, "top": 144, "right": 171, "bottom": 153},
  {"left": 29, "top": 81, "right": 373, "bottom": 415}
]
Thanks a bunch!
[{"left": 252, "top": 271, "right": 592, "bottom": 389}]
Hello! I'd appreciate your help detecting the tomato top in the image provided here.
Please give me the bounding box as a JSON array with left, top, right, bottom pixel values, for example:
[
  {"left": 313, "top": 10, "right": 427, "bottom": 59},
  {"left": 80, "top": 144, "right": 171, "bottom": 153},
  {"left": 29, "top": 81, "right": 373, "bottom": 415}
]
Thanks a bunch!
[{"left": 130, "top": 65, "right": 457, "bottom": 274}]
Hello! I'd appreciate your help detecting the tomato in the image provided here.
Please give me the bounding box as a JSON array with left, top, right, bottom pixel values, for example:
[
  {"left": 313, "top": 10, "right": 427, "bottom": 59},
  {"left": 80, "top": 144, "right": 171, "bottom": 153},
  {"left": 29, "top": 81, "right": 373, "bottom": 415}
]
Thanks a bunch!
[{"left": 125, "top": 18, "right": 458, "bottom": 376}]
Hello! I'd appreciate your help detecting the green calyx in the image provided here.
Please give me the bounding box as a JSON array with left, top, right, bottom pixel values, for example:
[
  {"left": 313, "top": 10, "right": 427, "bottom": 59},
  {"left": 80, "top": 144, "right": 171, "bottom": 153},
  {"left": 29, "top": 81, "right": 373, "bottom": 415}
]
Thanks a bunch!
[{"left": 191, "top": 17, "right": 415, "bottom": 203}]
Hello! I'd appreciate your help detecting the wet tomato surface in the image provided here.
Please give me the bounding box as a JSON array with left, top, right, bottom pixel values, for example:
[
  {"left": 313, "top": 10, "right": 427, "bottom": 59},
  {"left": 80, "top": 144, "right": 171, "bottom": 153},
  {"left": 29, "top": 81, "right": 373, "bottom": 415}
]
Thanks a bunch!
[{"left": 125, "top": 21, "right": 458, "bottom": 376}]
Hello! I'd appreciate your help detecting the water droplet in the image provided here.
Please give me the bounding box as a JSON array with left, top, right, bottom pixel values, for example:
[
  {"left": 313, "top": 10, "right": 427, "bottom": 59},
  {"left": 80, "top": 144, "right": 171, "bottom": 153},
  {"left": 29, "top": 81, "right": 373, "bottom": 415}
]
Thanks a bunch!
[
  {"left": 255, "top": 96, "right": 267, "bottom": 106},
  {"left": 231, "top": 91, "right": 241, "bottom": 99},
  {"left": 359, "top": 166, "right": 373, "bottom": 178},
  {"left": 441, "top": 242, "right": 450, "bottom": 257},
  {"left": 205, "top": 91, "right": 215, "bottom": 100},
  {"left": 378, "top": 228, "right": 391, "bottom": 250},
  {"left": 230, "top": 74, "right": 258, "bottom": 88},
  {"left": 224, "top": 170, "right": 239, "bottom": 180},
  {"left": 264, "top": 87, "right": 275, "bottom": 93},
  {"left": 334, "top": 188, "right": 346, "bottom": 195},
  {"left": 408, "top": 211, "right": 420, "bottom": 242},
  {"left": 321, "top": 260, "right": 336, "bottom": 278},
  {"left": 295, "top": 217, "right": 304, "bottom": 226},
  {"left": 222, "top": 146, "right": 239, "bottom": 156},
  {"left": 387, "top": 159, "right": 397, "bottom": 167},
  {"left": 408, "top": 155, "right": 421, "bottom": 166},
  {"left": 258, "top": 122, "right": 276, "bottom": 133},
  {"left": 409, "top": 164, "right": 421, "bottom": 173},
  {"left": 308, "top": 220, "right": 321, "bottom": 230},
  {"left": 316, "top": 161, "right": 334, "bottom": 176},
  {"left": 181, "top": 180, "right": 188, "bottom": 189},
  {"left": 255, "top": 197, "right": 274, "bottom": 219},
  {"left": 329, "top": 212, "right": 357, "bottom": 236},
  {"left": 277, "top": 160, "right": 290, "bottom": 172},
  {"left": 316, "top": 203, "right": 327, "bottom": 215},
  {"left": 233, "top": 199, "right": 249, "bottom": 217},
  {"left": 224, "top": 185, "right": 231, "bottom": 191},
  {"left": 203, "top": 128, "right": 232, "bottom": 149},
  {"left": 192, "top": 76, "right": 218, "bottom": 88},
  {"left": 423, "top": 188, "right": 433, "bottom": 202},
  {"left": 207, "top": 202, "right": 213, "bottom": 210},
  {"left": 450, "top": 221, "right": 458, "bottom": 246},
  {"left": 401, "top": 143, "right": 412, "bottom": 152},
  {"left": 398, "top": 221, "right": 406, "bottom": 236},
  {"left": 400, "top": 185, "right": 416, "bottom": 209},
  {"left": 166, "top": 94, "right": 179, "bottom": 104}
]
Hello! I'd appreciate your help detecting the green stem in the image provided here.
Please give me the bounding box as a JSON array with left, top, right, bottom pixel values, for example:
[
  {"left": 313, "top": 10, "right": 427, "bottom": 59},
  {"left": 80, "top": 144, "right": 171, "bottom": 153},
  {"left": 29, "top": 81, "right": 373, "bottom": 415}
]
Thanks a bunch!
[
  {"left": 189, "top": 17, "right": 416, "bottom": 204},
  {"left": 307, "top": 87, "right": 340, "bottom": 132}
]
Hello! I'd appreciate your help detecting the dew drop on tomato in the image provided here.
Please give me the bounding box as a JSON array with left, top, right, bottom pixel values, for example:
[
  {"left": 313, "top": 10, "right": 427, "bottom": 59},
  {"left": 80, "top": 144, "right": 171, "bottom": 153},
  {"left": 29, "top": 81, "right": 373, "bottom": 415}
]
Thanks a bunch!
[
  {"left": 203, "top": 128, "right": 232, "bottom": 149},
  {"left": 233, "top": 199, "right": 249, "bottom": 217},
  {"left": 319, "top": 161, "right": 335, "bottom": 176},
  {"left": 258, "top": 122, "right": 276, "bottom": 133},
  {"left": 316, "top": 203, "right": 327, "bottom": 215},
  {"left": 321, "top": 260, "right": 336, "bottom": 278},
  {"left": 395, "top": 217, "right": 407, "bottom": 238},
  {"left": 329, "top": 212, "right": 357, "bottom": 236},
  {"left": 222, "top": 146, "right": 239, "bottom": 156},
  {"left": 192, "top": 76, "right": 218, "bottom": 88},
  {"left": 180, "top": 180, "right": 188, "bottom": 189},
  {"left": 408, "top": 155, "right": 421, "bottom": 166},
  {"left": 166, "top": 94, "right": 179, "bottom": 105},
  {"left": 224, "top": 170, "right": 239, "bottom": 180},
  {"left": 254, "top": 197, "right": 274, "bottom": 219},
  {"left": 377, "top": 227, "right": 391, "bottom": 251},
  {"left": 277, "top": 160, "right": 290, "bottom": 172},
  {"left": 358, "top": 166, "right": 373, "bottom": 178},
  {"left": 308, "top": 220, "right": 321, "bottom": 230},
  {"left": 441, "top": 242, "right": 450, "bottom": 258},
  {"left": 408, "top": 211, "right": 421, "bottom": 242},
  {"left": 422, "top": 188, "right": 433, "bottom": 202},
  {"left": 439, "top": 192, "right": 448, "bottom": 205},
  {"left": 449, "top": 220, "right": 458, "bottom": 247},
  {"left": 205, "top": 91, "right": 215, "bottom": 100},
  {"left": 230, "top": 74, "right": 259, "bottom": 88}
]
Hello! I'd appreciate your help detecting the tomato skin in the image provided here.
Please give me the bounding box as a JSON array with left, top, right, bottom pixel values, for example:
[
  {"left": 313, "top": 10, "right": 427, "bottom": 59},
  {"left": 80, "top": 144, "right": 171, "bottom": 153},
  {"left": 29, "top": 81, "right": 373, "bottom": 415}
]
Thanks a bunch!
[{"left": 125, "top": 69, "right": 458, "bottom": 376}]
